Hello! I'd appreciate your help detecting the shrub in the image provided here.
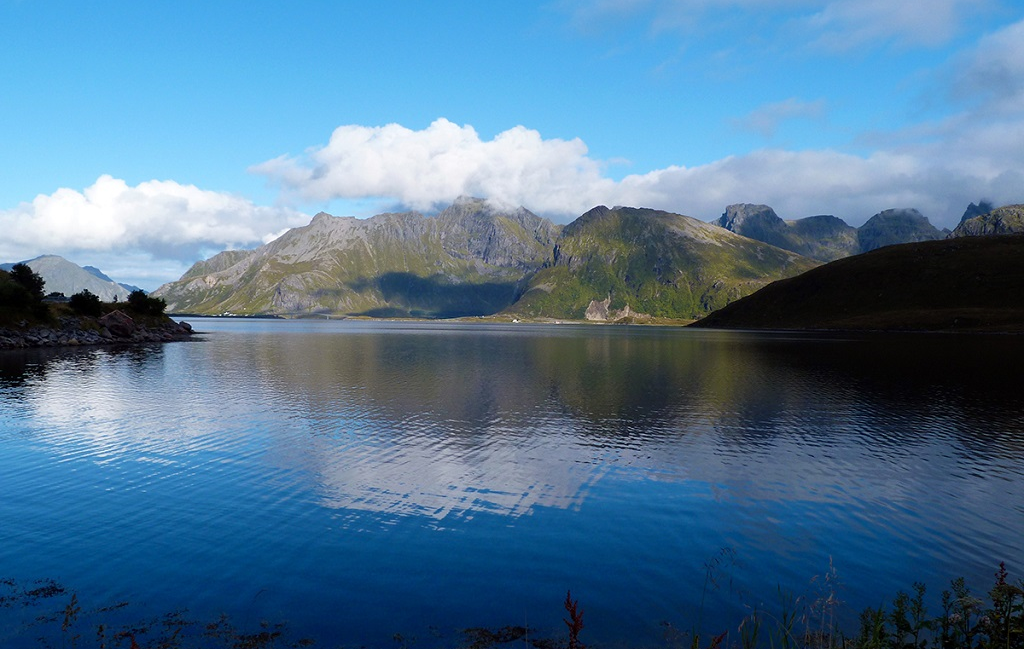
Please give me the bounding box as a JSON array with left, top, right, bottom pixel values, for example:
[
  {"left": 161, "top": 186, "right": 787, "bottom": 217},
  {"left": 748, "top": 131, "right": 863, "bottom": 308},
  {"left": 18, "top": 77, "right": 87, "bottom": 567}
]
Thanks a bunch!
[
  {"left": 69, "top": 289, "right": 103, "bottom": 316},
  {"left": 0, "top": 269, "right": 49, "bottom": 320},
  {"left": 9, "top": 263, "right": 45, "bottom": 300},
  {"left": 127, "top": 290, "right": 166, "bottom": 316}
]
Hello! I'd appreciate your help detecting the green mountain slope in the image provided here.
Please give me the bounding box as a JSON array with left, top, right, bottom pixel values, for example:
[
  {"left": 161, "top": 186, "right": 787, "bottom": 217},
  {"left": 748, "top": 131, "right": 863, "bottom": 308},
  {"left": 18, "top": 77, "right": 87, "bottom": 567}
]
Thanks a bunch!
[
  {"left": 507, "top": 206, "right": 818, "bottom": 320},
  {"left": 153, "top": 197, "right": 561, "bottom": 318},
  {"left": 690, "top": 235, "right": 1024, "bottom": 332}
]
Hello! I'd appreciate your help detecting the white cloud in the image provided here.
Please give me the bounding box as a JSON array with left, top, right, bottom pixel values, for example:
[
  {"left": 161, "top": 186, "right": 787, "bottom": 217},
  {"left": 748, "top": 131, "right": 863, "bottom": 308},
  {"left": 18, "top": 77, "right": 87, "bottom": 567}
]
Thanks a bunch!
[
  {"left": 952, "top": 18, "right": 1024, "bottom": 114},
  {"left": 611, "top": 149, "right": 1014, "bottom": 224},
  {"left": 0, "top": 175, "right": 308, "bottom": 288},
  {"left": 253, "top": 113, "right": 1022, "bottom": 228},
  {"left": 560, "top": 0, "right": 988, "bottom": 49},
  {"left": 803, "top": 0, "right": 983, "bottom": 50},
  {"left": 248, "top": 16, "right": 1022, "bottom": 229},
  {"left": 736, "top": 98, "right": 827, "bottom": 137},
  {"left": 252, "top": 118, "right": 616, "bottom": 215},
  {"left": 6, "top": 15, "right": 1021, "bottom": 289}
]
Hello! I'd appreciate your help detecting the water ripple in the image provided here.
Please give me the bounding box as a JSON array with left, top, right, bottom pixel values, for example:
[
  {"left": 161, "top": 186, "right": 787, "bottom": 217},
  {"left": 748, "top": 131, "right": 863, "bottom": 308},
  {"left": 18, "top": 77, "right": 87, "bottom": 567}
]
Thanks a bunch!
[{"left": 1, "top": 324, "right": 1023, "bottom": 647}]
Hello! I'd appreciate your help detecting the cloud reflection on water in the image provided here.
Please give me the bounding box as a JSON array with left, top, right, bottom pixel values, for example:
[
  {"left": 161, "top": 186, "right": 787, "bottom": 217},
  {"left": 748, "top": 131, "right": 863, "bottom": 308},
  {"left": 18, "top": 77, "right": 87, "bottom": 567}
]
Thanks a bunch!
[{"left": 3, "top": 324, "right": 1023, "bottom": 530}]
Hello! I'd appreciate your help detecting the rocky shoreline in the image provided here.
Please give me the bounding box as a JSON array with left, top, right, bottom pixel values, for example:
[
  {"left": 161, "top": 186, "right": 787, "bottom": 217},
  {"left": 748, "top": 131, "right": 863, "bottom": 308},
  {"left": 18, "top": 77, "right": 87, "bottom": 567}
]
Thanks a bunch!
[{"left": 0, "top": 309, "right": 195, "bottom": 350}]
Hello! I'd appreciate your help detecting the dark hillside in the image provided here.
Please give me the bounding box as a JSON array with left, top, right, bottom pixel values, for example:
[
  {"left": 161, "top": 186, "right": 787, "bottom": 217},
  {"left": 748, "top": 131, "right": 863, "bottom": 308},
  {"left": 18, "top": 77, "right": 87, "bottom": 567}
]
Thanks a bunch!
[{"left": 690, "top": 235, "right": 1024, "bottom": 332}]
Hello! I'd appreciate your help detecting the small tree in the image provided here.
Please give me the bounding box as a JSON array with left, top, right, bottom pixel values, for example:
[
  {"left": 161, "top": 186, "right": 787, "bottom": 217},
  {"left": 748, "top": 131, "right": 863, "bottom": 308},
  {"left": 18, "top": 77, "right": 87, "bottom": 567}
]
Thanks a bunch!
[
  {"left": 69, "top": 289, "right": 103, "bottom": 316},
  {"left": 9, "top": 263, "right": 45, "bottom": 301},
  {"left": 0, "top": 268, "right": 49, "bottom": 318},
  {"left": 127, "top": 290, "right": 166, "bottom": 316}
]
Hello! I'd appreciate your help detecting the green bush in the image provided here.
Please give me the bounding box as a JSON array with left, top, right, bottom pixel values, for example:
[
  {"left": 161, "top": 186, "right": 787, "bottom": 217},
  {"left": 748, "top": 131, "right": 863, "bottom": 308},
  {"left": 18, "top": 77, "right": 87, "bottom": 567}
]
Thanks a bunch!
[
  {"left": 9, "top": 263, "right": 45, "bottom": 300},
  {"left": 127, "top": 289, "right": 166, "bottom": 316},
  {"left": 69, "top": 289, "right": 103, "bottom": 316},
  {"left": 0, "top": 268, "right": 49, "bottom": 320}
]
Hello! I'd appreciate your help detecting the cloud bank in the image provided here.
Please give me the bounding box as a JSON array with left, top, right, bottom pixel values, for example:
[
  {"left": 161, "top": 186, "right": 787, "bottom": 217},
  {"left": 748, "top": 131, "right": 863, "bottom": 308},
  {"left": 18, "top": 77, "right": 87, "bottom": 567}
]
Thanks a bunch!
[
  {"left": 252, "top": 119, "right": 617, "bottom": 216},
  {"left": 253, "top": 17, "right": 1024, "bottom": 228},
  {"left": 0, "top": 175, "right": 308, "bottom": 288},
  {"left": 254, "top": 112, "right": 1021, "bottom": 228}
]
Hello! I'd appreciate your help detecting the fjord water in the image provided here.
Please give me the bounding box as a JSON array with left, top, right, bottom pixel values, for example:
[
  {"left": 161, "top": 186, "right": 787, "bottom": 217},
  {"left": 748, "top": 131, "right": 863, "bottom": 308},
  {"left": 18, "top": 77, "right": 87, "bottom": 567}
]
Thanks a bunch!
[{"left": 1, "top": 320, "right": 1022, "bottom": 646}]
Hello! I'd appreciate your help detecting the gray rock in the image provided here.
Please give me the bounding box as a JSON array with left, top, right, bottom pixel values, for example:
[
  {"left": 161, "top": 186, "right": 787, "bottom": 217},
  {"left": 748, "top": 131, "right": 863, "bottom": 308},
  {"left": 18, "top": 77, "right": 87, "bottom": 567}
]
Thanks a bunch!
[{"left": 99, "top": 310, "right": 136, "bottom": 338}]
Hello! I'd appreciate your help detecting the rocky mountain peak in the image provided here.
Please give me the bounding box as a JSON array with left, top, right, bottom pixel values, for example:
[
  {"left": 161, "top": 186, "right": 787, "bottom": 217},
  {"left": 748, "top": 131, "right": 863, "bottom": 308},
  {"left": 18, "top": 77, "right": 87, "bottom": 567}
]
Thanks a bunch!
[
  {"left": 715, "top": 204, "right": 790, "bottom": 249},
  {"left": 716, "top": 204, "right": 782, "bottom": 229},
  {"left": 857, "top": 208, "right": 944, "bottom": 252},
  {"left": 959, "top": 201, "right": 995, "bottom": 224},
  {"left": 949, "top": 204, "right": 1024, "bottom": 238}
]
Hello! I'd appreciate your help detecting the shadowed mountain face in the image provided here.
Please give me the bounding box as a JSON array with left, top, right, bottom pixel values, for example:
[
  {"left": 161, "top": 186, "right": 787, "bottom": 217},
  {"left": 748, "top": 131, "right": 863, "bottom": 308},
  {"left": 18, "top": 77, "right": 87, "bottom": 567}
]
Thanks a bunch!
[
  {"left": 690, "top": 235, "right": 1024, "bottom": 332},
  {"left": 509, "top": 206, "right": 817, "bottom": 320},
  {"left": 715, "top": 204, "right": 858, "bottom": 262},
  {"left": 959, "top": 201, "right": 995, "bottom": 224},
  {"left": 714, "top": 204, "right": 947, "bottom": 261},
  {"left": 949, "top": 204, "right": 1024, "bottom": 238},
  {"left": 153, "top": 197, "right": 562, "bottom": 317},
  {"left": 855, "top": 208, "right": 946, "bottom": 252}
]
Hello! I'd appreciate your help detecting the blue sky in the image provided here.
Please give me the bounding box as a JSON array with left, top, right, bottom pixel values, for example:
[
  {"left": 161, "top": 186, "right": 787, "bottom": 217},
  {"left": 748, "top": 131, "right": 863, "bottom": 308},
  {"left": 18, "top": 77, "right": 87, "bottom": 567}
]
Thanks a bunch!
[{"left": 2, "top": 0, "right": 1022, "bottom": 289}]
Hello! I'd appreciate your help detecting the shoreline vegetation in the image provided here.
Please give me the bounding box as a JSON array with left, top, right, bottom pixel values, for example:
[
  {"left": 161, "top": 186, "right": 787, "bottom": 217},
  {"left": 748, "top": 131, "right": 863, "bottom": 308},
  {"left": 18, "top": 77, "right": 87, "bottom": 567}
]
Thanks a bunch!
[
  {"left": 0, "top": 263, "right": 194, "bottom": 350},
  {"left": 1, "top": 563, "right": 1019, "bottom": 649}
]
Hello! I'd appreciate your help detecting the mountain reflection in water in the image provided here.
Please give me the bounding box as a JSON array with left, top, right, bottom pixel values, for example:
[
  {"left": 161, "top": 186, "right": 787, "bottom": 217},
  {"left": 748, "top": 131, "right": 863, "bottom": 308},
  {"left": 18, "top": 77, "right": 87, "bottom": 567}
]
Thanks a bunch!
[{"left": 0, "top": 320, "right": 1021, "bottom": 647}]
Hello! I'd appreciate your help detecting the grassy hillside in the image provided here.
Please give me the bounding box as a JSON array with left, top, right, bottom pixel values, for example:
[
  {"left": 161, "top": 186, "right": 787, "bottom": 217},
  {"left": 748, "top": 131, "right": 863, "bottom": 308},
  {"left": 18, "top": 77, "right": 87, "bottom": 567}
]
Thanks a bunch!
[
  {"left": 508, "top": 206, "right": 818, "bottom": 320},
  {"left": 155, "top": 200, "right": 561, "bottom": 318},
  {"left": 690, "top": 234, "right": 1024, "bottom": 332}
]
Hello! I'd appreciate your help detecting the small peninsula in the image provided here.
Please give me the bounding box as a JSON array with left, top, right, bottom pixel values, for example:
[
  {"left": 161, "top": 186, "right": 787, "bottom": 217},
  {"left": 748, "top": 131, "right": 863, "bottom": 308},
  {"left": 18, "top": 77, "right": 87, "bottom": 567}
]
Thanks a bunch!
[{"left": 0, "top": 264, "right": 194, "bottom": 349}]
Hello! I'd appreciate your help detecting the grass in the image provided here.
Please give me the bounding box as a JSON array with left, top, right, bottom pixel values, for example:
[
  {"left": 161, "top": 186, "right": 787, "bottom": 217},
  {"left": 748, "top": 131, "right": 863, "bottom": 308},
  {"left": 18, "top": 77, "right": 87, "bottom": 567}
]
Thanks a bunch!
[{"left": 3, "top": 561, "right": 1020, "bottom": 649}]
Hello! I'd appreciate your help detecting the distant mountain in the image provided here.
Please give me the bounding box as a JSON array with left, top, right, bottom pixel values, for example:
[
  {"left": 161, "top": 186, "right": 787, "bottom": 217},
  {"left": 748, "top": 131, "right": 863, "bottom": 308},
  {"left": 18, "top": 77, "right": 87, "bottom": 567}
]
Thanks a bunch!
[
  {"left": 154, "top": 197, "right": 561, "bottom": 318},
  {"left": 958, "top": 200, "right": 995, "bottom": 225},
  {"left": 949, "top": 204, "right": 1024, "bottom": 238},
  {"left": 690, "top": 235, "right": 1024, "bottom": 332},
  {"left": 714, "top": 204, "right": 946, "bottom": 260},
  {"left": 0, "top": 255, "right": 132, "bottom": 301},
  {"left": 507, "top": 206, "right": 818, "bottom": 321},
  {"left": 714, "top": 204, "right": 858, "bottom": 262},
  {"left": 155, "top": 201, "right": 817, "bottom": 321},
  {"left": 856, "top": 208, "right": 947, "bottom": 252},
  {"left": 82, "top": 265, "right": 144, "bottom": 294},
  {"left": 784, "top": 214, "right": 860, "bottom": 260}
]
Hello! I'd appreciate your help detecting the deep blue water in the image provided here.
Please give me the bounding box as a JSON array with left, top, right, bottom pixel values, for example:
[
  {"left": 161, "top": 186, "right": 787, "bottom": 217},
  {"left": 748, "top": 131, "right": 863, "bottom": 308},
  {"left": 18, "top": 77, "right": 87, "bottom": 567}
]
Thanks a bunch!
[{"left": 1, "top": 319, "right": 1022, "bottom": 647}]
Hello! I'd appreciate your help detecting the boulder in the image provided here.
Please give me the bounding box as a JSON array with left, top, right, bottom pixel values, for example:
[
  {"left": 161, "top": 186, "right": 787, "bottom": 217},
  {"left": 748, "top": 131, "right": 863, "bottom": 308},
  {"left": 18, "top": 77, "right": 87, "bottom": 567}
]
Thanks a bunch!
[{"left": 99, "top": 310, "right": 136, "bottom": 338}]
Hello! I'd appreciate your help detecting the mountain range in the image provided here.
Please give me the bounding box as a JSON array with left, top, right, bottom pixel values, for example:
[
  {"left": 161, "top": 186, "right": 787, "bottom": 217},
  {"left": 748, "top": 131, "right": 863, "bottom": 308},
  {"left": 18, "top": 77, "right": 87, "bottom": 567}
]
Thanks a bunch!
[
  {"left": 154, "top": 198, "right": 817, "bottom": 320},
  {"left": 147, "top": 197, "right": 1017, "bottom": 324},
  {"left": 0, "top": 255, "right": 139, "bottom": 302},
  {"left": 712, "top": 203, "right": 948, "bottom": 261},
  {"left": 155, "top": 197, "right": 560, "bottom": 318}
]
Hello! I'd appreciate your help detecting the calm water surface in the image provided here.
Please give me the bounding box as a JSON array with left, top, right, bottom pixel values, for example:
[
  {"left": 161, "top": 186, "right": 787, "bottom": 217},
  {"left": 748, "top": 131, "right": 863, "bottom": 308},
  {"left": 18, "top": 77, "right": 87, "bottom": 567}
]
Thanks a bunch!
[{"left": 1, "top": 319, "right": 1022, "bottom": 646}]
